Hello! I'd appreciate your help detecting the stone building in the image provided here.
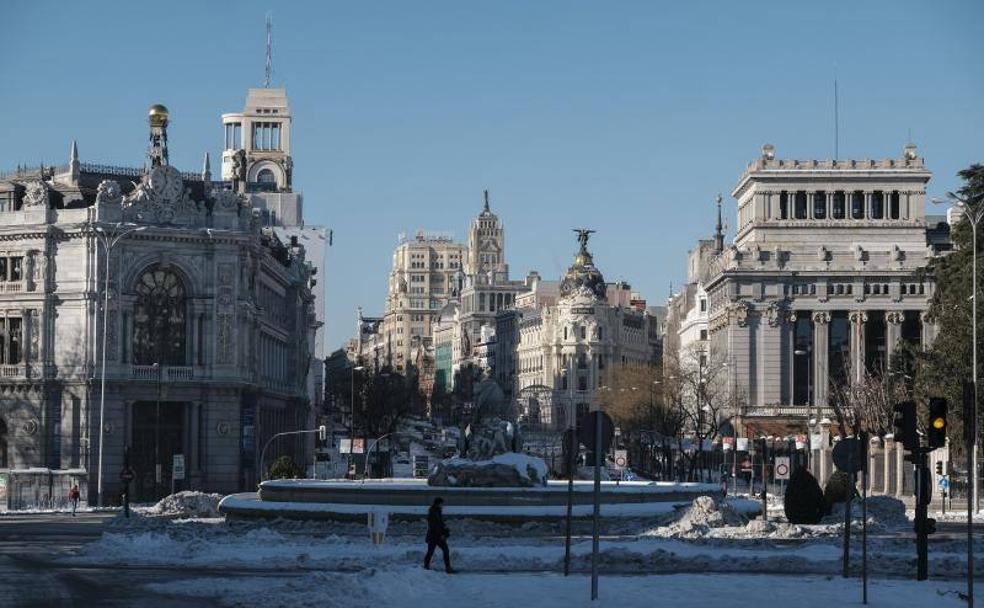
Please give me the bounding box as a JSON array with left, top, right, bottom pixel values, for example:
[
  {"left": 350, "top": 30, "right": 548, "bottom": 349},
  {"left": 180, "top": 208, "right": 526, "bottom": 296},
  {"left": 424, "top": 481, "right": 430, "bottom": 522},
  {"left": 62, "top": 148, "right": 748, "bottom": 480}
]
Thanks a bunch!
[
  {"left": 0, "top": 102, "right": 318, "bottom": 504},
  {"left": 512, "top": 232, "right": 661, "bottom": 430},
  {"left": 379, "top": 231, "right": 466, "bottom": 372},
  {"left": 702, "top": 144, "right": 943, "bottom": 436}
]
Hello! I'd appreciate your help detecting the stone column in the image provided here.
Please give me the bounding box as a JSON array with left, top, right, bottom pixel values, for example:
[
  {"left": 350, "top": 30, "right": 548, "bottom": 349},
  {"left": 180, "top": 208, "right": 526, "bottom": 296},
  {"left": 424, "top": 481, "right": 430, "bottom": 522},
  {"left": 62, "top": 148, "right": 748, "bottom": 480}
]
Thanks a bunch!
[
  {"left": 885, "top": 310, "right": 904, "bottom": 366},
  {"left": 849, "top": 311, "right": 867, "bottom": 383},
  {"left": 812, "top": 311, "right": 831, "bottom": 410},
  {"left": 807, "top": 192, "right": 814, "bottom": 220},
  {"left": 864, "top": 191, "right": 872, "bottom": 219}
]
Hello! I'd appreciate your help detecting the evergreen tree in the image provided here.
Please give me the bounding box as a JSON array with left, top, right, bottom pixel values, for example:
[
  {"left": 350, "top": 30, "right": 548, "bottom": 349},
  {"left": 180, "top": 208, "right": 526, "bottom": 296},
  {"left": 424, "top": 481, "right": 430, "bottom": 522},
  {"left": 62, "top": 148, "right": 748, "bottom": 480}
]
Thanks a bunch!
[{"left": 918, "top": 164, "right": 984, "bottom": 457}]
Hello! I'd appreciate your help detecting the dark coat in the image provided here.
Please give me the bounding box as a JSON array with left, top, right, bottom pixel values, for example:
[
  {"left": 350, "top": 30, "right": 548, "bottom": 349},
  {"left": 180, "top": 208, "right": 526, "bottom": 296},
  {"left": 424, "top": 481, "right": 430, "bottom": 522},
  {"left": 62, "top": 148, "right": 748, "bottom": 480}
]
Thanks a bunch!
[{"left": 426, "top": 504, "right": 449, "bottom": 543}]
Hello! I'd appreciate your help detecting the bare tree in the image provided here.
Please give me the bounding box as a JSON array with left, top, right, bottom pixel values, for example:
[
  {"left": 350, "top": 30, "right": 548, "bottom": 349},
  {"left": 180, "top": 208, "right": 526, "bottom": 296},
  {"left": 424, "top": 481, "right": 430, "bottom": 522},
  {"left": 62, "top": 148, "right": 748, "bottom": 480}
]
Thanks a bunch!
[{"left": 827, "top": 351, "right": 909, "bottom": 437}]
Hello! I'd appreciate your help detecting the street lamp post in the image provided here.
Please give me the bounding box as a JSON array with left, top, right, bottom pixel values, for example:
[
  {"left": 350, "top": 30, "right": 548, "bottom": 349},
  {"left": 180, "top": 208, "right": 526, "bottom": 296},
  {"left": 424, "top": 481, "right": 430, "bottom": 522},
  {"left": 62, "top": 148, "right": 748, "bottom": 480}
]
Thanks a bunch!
[
  {"left": 933, "top": 195, "right": 981, "bottom": 514},
  {"left": 794, "top": 346, "right": 812, "bottom": 473},
  {"left": 348, "top": 365, "right": 364, "bottom": 477},
  {"left": 92, "top": 222, "right": 146, "bottom": 507}
]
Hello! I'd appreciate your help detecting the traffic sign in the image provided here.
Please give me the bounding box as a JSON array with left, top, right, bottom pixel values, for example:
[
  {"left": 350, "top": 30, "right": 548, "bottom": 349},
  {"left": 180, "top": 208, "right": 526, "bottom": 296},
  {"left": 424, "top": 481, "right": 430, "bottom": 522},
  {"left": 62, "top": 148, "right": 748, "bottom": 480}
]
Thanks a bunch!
[
  {"left": 172, "top": 454, "right": 185, "bottom": 480},
  {"left": 832, "top": 438, "right": 863, "bottom": 473},
  {"left": 774, "top": 456, "right": 791, "bottom": 480},
  {"left": 614, "top": 450, "right": 628, "bottom": 469},
  {"left": 938, "top": 476, "right": 950, "bottom": 490},
  {"left": 578, "top": 411, "right": 614, "bottom": 455}
]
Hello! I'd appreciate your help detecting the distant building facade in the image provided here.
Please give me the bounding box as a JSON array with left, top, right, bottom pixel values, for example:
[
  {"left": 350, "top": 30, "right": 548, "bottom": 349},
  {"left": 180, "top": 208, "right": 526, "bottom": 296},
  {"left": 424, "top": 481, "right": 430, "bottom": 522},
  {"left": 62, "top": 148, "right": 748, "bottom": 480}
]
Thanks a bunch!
[
  {"left": 700, "top": 144, "right": 944, "bottom": 436},
  {"left": 0, "top": 100, "right": 319, "bottom": 503}
]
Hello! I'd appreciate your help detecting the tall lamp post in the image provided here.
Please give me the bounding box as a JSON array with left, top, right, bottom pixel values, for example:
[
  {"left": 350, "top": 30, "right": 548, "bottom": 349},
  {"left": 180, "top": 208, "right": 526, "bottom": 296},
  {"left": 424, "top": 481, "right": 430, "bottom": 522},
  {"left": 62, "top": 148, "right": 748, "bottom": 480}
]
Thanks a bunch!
[
  {"left": 348, "top": 365, "right": 364, "bottom": 476},
  {"left": 933, "top": 195, "right": 981, "bottom": 514},
  {"left": 794, "top": 345, "right": 812, "bottom": 473},
  {"left": 93, "top": 222, "right": 146, "bottom": 507}
]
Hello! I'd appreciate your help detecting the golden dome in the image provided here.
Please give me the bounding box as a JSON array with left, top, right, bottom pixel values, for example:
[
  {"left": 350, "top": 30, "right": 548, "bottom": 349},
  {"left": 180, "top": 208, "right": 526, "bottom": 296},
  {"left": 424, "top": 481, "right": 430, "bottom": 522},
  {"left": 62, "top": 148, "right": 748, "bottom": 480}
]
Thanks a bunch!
[{"left": 148, "top": 104, "right": 170, "bottom": 127}]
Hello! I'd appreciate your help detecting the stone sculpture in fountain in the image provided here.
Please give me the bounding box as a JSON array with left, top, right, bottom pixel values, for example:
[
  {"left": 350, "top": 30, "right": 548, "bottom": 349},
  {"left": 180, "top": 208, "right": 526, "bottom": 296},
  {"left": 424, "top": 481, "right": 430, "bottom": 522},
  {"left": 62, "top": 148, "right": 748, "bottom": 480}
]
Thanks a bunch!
[{"left": 428, "top": 370, "right": 548, "bottom": 487}]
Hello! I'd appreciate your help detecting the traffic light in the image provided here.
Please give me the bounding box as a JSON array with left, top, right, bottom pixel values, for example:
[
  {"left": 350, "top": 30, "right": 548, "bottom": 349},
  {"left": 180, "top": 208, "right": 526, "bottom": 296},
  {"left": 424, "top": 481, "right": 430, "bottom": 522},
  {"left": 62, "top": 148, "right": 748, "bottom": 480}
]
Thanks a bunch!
[
  {"left": 927, "top": 397, "right": 948, "bottom": 449},
  {"left": 935, "top": 461, "right": 944, "bottom": 476},
  {"left": 318, "top": 425, "right": 327, "bottom": 441},
  {"left": 893, "top": 400, "right": 918, "bottom": 450}
]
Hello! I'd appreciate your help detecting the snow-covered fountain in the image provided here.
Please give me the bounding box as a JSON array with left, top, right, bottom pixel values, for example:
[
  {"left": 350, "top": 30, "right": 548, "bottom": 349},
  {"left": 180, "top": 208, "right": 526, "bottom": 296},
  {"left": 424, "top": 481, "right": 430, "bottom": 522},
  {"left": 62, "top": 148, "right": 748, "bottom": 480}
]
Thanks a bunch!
[{"left": 428, "top": 371, "right": 547, "bottom": 488}]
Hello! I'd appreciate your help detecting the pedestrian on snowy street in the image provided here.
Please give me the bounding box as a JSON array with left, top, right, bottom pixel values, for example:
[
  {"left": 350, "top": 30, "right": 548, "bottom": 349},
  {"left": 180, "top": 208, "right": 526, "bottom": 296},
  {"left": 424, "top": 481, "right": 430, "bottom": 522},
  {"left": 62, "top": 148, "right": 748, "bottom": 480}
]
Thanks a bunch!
[
  {"left": 68, "top": 484, "right": 80, "bottom": 516},
  {"left": 423, "top": 497, "right": 455, "bottom": 573}
]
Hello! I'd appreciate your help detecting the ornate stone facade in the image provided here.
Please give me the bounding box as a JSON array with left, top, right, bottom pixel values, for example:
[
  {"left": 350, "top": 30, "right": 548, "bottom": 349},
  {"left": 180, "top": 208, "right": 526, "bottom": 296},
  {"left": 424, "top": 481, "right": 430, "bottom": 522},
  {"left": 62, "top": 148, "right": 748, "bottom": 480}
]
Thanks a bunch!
[
  {"left": 0, "top": 104, "right": 319, "bottom": 502},
  {"left": 696, "top": 144, "right": 944, "bottom": 435}
]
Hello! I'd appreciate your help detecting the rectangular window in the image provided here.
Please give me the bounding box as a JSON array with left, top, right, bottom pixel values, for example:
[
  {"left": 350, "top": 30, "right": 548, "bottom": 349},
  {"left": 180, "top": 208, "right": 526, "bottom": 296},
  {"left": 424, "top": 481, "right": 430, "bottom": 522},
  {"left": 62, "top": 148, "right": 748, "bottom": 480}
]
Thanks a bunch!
[
  {"left": 699, "top": 299, "right": 707, "bottom": 312},
  {"left": 578, "top": 376, "right": 588, "bottom": 391},
  {"left": 579, "top": 326, "right": 587, "bottom": 340},
  {"left": 794, "top": 191, "right": 808, "bottom": 219},
  {"left": 889, "top": 191, "right": 901, "bottom": 219},
  {"left": 813, "top": 191, "right": 826, "bottom": 219},
  {"left": 851, "top": 191, "right": 865, "bottom": 219},
  {"left": 779, "top": 191, "right": 789, "bottom": 220},
  {"left": 832, "top": 191, "right": 846, "bottom": 219},
  {"left": 870, "top": 191, "right": 884, "bottom": 219},
  {"left": 700, "top": 329, "right": 708, "bottom": 341},
  {"left": 0, "top": 258, "right": 6, "bottom": 281}
]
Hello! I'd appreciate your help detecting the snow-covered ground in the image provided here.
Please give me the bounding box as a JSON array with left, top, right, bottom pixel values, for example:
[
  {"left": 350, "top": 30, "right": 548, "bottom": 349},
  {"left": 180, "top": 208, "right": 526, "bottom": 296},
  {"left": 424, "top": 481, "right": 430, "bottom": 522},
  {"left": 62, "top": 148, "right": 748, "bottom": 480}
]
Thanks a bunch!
[
  {"left": 62, "top": 492, "right": 983, "bottom": 584},
  {"left": 145, "top": 568, "right": 969, "bottom": 608}
]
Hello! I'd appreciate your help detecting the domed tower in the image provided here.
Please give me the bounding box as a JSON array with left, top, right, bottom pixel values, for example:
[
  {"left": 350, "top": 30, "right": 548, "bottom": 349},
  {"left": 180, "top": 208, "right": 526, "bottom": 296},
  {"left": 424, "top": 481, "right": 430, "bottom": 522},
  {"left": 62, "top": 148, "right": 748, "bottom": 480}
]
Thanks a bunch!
[
  {"left": 466, "top": 189, "right": 508, "bottom": 284},
  {"left": 147, "top": 104, "right": 170, "bottom": 168},
  {"left": 559, "top": 229, "right": 607, "bottom": 302}
]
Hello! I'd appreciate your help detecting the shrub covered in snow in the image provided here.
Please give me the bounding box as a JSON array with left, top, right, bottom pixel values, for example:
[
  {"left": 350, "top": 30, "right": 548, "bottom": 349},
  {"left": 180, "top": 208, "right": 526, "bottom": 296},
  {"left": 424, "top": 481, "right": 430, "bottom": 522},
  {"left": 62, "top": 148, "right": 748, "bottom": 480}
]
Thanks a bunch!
[
  {"left": 784, "top": 467, "right": 825, "bottom": 524},
  {"left": 823, "top": 470, "right": 853, "bottom": 510}
]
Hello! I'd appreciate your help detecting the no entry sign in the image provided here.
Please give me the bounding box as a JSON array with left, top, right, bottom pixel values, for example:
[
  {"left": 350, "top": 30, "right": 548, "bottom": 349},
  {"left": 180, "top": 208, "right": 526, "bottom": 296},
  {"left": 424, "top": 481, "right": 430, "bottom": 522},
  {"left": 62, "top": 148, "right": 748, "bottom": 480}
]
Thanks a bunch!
[{"left": 774, "top": 456, "right": 791, "bottom": 480}]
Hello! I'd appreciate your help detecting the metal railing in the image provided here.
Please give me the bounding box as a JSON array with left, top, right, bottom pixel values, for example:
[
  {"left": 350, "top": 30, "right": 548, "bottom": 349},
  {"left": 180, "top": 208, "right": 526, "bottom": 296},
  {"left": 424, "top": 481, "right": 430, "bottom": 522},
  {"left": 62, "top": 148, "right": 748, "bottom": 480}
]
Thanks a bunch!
[{"left": 130, "top": 365, "right": 194, "bottom": 381}]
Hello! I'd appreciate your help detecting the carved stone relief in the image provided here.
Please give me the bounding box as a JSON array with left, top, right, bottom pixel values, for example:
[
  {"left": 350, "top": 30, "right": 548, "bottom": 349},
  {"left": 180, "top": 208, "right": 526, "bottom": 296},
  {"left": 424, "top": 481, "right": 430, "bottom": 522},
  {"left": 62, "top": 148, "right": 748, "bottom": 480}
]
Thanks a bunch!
[
  {"left": 95, "top": 180, "right": 123, "bottom": 206},
  {"left": 216, "top": 313, "right": 233, "bottom": 364},
  {"left": 22, "top": 180, "right": 49, "bottom": 209}
]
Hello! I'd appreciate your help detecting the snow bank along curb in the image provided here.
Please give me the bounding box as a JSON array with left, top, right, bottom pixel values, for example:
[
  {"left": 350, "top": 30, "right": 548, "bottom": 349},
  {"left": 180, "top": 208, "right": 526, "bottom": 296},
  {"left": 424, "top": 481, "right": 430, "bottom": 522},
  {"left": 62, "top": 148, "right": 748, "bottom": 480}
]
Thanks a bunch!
[{"left": 219, "top": 492, "right": 762, "bottom": 522}]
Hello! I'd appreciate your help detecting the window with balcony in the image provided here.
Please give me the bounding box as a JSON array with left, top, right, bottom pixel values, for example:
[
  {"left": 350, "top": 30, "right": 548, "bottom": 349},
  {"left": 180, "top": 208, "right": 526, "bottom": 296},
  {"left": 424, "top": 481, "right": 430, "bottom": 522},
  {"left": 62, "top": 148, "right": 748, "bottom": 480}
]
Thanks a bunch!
[
  {"left": 0, "top": 256, "right": 23, "bottom": 283},
  {"left": 0, "top": 317, "right": 23, "bottom": 365},
  {"left": 132, "top": 267, "right": 187, "bottom": 365}
]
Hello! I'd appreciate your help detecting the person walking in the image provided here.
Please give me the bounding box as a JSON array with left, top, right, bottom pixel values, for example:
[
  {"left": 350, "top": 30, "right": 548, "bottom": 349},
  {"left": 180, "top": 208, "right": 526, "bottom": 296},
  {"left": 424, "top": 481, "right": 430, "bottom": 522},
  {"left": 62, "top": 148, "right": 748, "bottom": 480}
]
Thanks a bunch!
[
  {"left": 423, "top": 497, "right": 455, "bottom": 573},
  {"left": 68, "top": 485, "right": 80, "bottom": 517}
]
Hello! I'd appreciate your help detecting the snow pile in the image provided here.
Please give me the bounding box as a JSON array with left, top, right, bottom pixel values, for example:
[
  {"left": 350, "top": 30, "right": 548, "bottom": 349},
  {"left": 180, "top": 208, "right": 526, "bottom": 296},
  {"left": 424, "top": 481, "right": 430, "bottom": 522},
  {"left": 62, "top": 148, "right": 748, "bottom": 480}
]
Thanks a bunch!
[
  {"left": 822, "top": 495, "right": 907, "bottom": 529},
  {"left": 145, "top": 491, "right": 225, "bottom": 518},
  {"left": 659, "top": 496, "right": 748, "bottom": 537}
]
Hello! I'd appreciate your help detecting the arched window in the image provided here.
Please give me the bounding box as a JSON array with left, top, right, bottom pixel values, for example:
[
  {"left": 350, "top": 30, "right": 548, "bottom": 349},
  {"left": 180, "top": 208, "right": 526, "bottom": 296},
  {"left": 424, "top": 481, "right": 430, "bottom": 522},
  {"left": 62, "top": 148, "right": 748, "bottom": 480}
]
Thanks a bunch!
[
  {"left": 0, "top": 419, "right": 7, "bottom": 468},
  {"left": 257, "top": 168, "right": 277, "bottom": 184},
  {"left": 132, "top": 267, "right": 187, "bottom": 365}
]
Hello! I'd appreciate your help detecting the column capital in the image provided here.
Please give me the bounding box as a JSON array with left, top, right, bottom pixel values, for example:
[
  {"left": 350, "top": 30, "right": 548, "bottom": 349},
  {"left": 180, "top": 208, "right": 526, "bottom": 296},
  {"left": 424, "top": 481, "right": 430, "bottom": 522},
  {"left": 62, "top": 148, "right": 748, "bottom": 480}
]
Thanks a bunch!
[
  {"left": 849, "top": 310, "right": 868, "bottom": 325},
  {"left": 886, "top": 310, "right": 906, "bottom": 324},
  {"left": 811, "top": 311, "right": 831, "bottom": 324}
]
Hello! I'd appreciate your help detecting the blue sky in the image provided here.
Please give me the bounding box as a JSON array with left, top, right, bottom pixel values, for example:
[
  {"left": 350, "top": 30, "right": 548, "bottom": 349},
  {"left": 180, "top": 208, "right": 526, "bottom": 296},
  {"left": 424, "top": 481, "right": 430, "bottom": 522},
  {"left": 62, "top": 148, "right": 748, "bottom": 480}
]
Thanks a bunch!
[{"left": 2, "top": 1, "right": 982, "bottom": 351}]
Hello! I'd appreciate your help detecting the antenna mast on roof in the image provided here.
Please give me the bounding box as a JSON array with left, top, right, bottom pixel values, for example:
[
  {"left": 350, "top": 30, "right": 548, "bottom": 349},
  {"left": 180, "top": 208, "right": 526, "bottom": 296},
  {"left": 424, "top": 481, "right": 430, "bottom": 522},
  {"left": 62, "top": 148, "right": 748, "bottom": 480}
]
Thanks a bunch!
[
  {"left": 833, "top": 76, "right": 839, "bottom": 160},
  {"left": 264, "top": 14, "right": 273, "bottom": 88}
]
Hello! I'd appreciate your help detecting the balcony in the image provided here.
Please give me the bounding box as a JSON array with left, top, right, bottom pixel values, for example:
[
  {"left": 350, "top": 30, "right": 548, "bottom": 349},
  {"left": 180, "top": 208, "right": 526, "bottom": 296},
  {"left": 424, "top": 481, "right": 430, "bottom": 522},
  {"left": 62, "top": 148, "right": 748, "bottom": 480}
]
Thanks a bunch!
[
  {"left": 0, "top": 364, "right": 23, "bottom": 378},
  {"left": 0, "top": 282, "right": 23, "bottom": 293},
  {"left": 130, "top": 365, "right": 195, "bottom": 382}
]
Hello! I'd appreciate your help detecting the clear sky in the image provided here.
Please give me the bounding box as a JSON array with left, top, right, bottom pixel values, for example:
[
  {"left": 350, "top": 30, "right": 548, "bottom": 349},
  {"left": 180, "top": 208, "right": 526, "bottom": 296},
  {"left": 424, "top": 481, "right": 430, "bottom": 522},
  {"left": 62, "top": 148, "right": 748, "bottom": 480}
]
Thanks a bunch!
[{"left": 2, "top": 1, "right": 982, "bottom": 351}]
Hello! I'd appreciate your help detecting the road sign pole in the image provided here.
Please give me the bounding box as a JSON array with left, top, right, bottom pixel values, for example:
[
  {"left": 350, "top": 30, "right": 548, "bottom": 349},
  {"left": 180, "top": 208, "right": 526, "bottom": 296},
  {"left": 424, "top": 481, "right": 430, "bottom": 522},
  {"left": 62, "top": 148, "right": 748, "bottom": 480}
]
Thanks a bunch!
[
  {"left": 591, "top": 410, "right": 602, "bottom": 601},
  {"left": 861, "top": 431, "right": 868, "bottom": 605}
]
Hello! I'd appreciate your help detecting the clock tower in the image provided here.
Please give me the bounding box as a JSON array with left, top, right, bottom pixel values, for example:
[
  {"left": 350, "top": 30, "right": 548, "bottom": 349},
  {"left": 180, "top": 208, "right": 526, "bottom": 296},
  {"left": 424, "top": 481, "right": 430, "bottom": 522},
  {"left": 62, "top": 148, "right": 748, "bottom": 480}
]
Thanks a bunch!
[{"left": 466, "top": 190, "right": 508, "bottom": 285}]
